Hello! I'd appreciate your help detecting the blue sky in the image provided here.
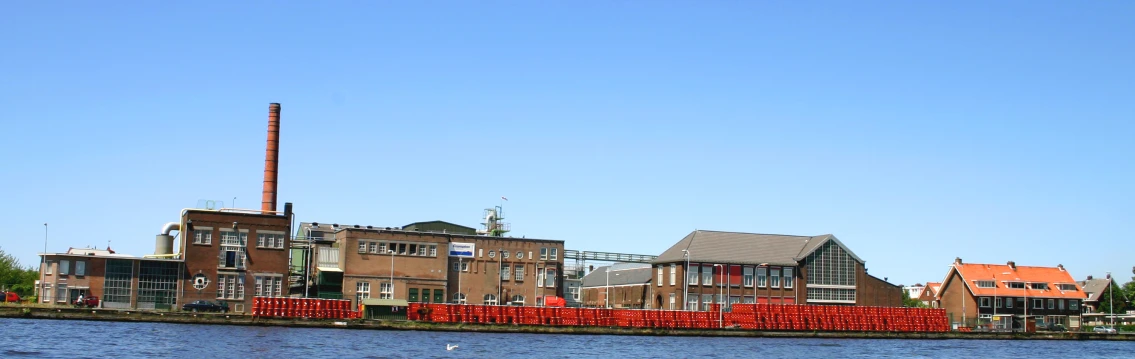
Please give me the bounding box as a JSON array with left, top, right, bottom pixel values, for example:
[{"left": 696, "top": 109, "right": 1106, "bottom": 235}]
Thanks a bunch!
[{"left": 2, "top": 1, "right": 1132, "bottom": 286}]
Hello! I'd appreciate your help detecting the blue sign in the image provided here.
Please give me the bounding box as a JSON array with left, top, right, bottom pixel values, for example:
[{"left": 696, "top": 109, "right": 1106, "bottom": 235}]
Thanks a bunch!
[{"left": 448, "top": 242, "right": 475, "bottom": 258}]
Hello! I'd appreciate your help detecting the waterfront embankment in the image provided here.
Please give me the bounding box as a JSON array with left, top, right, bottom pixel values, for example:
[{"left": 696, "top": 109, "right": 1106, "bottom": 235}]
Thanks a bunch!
[{"left": 1, "top": 305, "right": 1129, "bottom": 341}]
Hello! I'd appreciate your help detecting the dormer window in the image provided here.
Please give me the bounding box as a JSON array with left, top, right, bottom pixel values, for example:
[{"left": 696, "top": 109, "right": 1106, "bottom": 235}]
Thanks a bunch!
[
  {"left": 975, "top": 280, "right": 996, "bottom": 288},
  {"left": 1057, "top": 284, "right": 1078, "bottom": 291},
  {"left": 1030, "top": 283, "right": 1047, "bottom": 290},
  {"left": 1006, "top": 281, "right": 1025, "bottom": 289}
]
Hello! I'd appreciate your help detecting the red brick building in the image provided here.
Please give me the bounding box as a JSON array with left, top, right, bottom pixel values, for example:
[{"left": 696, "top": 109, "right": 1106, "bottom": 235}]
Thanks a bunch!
[
  {"left": 937, "top": 259, "right": 1087, "bottom": 331},
  {"left": 306, "top": 223, "right": 565, "bottom": 308},
  {"left": 650, "top": 230, "right": 901, "bottom": 311}
]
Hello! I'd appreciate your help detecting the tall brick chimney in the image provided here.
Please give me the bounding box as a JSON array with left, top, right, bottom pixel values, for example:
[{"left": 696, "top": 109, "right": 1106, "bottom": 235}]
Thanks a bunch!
[
  {"left": 261, "top": 103, "right": 281, "bottom": 213},
  {"left": 1007, "top": 261, "right": 1016, "bottom": 270}
]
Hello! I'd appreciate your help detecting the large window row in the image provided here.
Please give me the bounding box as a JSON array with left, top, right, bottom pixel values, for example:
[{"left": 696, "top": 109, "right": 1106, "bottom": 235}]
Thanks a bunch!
[
  {"left": 806, "top": 287, "right": 856, "bottom": 302},
  {"left": 684, "top": 264, "right": 793, "bottom": 289},
  {"left": 359, "top": 240, "right": 438, "bottom": 257}
]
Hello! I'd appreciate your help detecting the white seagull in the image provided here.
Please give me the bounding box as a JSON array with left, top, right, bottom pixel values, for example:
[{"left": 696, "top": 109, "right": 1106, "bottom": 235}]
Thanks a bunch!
[{"left": 446, "top": 344, "right": 459, "bottom": 351}]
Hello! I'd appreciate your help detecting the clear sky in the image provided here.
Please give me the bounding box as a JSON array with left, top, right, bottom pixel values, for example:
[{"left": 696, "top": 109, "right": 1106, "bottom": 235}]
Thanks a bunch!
[{"left": 2, "top": 1, "right": 1132, "bottom": 286}]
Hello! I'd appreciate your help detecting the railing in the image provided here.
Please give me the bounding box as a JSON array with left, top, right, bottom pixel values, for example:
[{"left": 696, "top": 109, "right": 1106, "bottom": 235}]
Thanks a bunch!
[{"left": 564, "top": 250, "right": 657, "bottom": 263}]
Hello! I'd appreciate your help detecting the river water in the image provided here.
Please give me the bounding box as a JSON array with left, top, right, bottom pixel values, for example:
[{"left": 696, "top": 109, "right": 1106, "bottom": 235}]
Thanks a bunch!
[{"left": 2, "top": 318, "right": 1132, "bottom": 358}]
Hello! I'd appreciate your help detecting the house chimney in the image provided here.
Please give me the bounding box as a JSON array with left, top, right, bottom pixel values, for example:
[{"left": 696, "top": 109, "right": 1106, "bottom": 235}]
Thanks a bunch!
[
  {"left": 1007, "top": 261, "right": 1016, "bottom": 270},
  {"left": 1087, "top": 275, "right": 1093, "bottom": 280},
  {"left": 261, "top": 103, "right": 281, "bottom": 213},
  {"left": 1057, "top": 264, "right": 1064, "bottom": 271},
  {"left": 954, "top": 257, "right": 962, "bottom": 265}
]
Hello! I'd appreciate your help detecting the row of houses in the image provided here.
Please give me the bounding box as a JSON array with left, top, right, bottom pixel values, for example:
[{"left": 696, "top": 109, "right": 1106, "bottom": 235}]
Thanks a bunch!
[{"left": 903, "top": 258, "right": 1130, "bottom": 330}]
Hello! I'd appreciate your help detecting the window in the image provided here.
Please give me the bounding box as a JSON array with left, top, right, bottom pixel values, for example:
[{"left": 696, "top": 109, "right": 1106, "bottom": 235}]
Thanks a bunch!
[
  {"left": 544, "top": 268, "right": 557, "bottom": 288},
  {"left": 461, "top": 261, "right": 469, "bottom": 272},
  {"left": 429, "top": 245, "right": 437, "bottom": 257},
  {"left": 1030, "top": 283, "right": 1047, "bottom": 290},
  {"left": 515, "top": 265, "right": 524, "bottom": 281},
  {"left": 489, "top": 250, "right": 496, "bottom": 259},
  {"left": 1047, "top": 299, "right": 1054, "bottom": 309},
  {"left": 398, "top": 243, "right": 407, "bottom": 255},
  {"left": 409, "top": 244, "right": 418, "bottom": 256},
  {"left": 45, "top": 260, "right": 53, "bottom": 275},
  {"left": 56, "top": 284, "right": 67, "bottom": 303},
  {"left": 702, "top": 265, "right": 712, "bottom": 286},
  {"left": 669, "top": 264, "right": 676, "bottom": 286},
  {"left": 358, "top": 242, "right": 367, "bottom": 253},
  {"left": 510, "top": 295, "right": 524, "bottom": 305},
  {"left": 219, "top": 230, "right": 247, "bottom": 269},
  {"left": 743, "top": 267, "right": 754, "bottom": 287},
  {"left": 256, "top": 231, "right": 285, "bottom": 249},
  {"left": 75, "top": 261, "right": 86, "bottom": 276},
  {"left": 757, "top": 268, "right": 767, "bottom": 287},
  {"left": 688, "top": 265, "right": 699, "bottom": 285},
  {"left": 804, "top": 240, "right": 856, "bottom": 287},
  {"left": 453, "top": 293, "right": 466, "bottom": 304},
  {"left": 687, "top": 295, "right": 698, "bottom": 311},
  {"left": 1006, "top": 282, "right": 1025, "bottom": 289},
  {"left": 1033, "top": 298, "right": 1043, "bottom": 309},
  {"left": 975, "top": 280, "right": 995, "bottom": 288},
  {"left": 669, "top": 293, "right": 676, "bottom": 310},
  {"left": 1057, "top": 283, "right": 1077, "bottom": 291},
  {"left": 501, "top": 264, "right": 511, "bottom": 281},
  {"left": 478, "top": 248, "right": 483, "bottom": 258},
  {"left": 570, "top": 287, "right": 580, "bottom": 301},
  {"left": 540, "top": 248, "right": 547, "bottom": 260},
  {"left": 255, "top": 274, "right": 284, "bottom": 297},
  {"left": 1058, "top": 299, "right": 1065, "bottom": 310},
  {"left": 536, "top": 296, "right": 544, "bottom": 307},
  {"left": 59, "top": 260, "right": 70, "bottom": 275},
  {"left": 418, "top": 245, "right": 428, "bottom": 256},
  {"left": 516, "top": 251, "right": 524, "bottom": 260},
  {"left": 805, "top": 287, "right": 856, "bottom": 302},
  {"left": 770, "top": 268, "right": 781, "bottom": 288},
  {"left": 657, "top": 266, "right": 663, "bottom": 287},
  {"left": 193, "top": 228, "right": 213, "bottom": 245},
  {"left": 1070, "top": 300, "right": 1079, "bottom": 310},
  {"left": 379, "top": 281, "right": 392, "bottom": 297},
  {"left": 980, "top": 297, "right": 991, "bottom": 307},
  {"left": 996, "top": 297, "right": 1003, "bottom": 308},
  {"left": 550, "top": 248, "right": 558, "bottom": 260},
  {"left": 1006, "top": 298, "right": 1014, "bottom": 308},
  {"left": 409, "top": 288, "right": 419, "bottom": 302},
  {"left": 217, "top": 274, "right": 245, "bottom": 300},
  {"left": 42, "top": 284, "right": 52, "bottom": 302},
  {"left": 379, "top": 242, "right": 387, "bottom": 253},
  {"left": 357, "top": 282, "right": 371, "bottom": 302},
  {"left": 783, "top": 268, "right": 793, "bottom": 289},
  {"left": 701, "top": 294, "right": 713, "bottom": 311},
  {"left": 370, "top": 242, "right": 379, "bottom": 254},
  {"left": 537, "top": 267, "right": 545, "bottom": 287},
  {"left": 484, "top": 294, "right": 497, "bottom": 305},
  {"left": 380, "top": 282, "right": 393, "bottom": 300},
  {"left": 528, "top": 251, "right": 533, "bottom": 260},
  {"left": 503, "top": 250, "right": 510, "bottom": 259}
]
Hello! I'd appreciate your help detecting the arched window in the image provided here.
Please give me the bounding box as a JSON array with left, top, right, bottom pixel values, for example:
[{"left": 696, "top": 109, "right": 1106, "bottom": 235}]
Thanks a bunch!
[
  {"left": 483, "top": 294, "right": 498, "bottom": 305},
  {"left": 452, "top": 293, "right": 466, "bottom": 304},
  {"left": 510, "top": 295, "right": 525, "bottom": 305}
]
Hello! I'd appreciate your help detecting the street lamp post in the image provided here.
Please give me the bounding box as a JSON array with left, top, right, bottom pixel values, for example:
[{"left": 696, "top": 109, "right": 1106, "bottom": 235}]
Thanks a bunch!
[
  {"left": 714, "top": 264, "right": 724, "bottom": 328},
  {"left": 1107, "top": 271, "right": 1116, "bottom": 327},
  {"left": 605, "top": 266, "right": 610, "bottom": 309},
  {"left": 389, "top": 249, "right": 395, "bottom": 300},
  {"left": 40, "top": 223, "right": 47, "bottom": 303},
  {"left": 682, "top": 249, "right": 690, "bottom": 311}
]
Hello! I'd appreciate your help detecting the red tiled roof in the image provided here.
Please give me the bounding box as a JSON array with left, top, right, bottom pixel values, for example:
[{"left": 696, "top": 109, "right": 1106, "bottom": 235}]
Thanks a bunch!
[{"left": 949, "top": 263, "right": 1087, "bottom": 299}]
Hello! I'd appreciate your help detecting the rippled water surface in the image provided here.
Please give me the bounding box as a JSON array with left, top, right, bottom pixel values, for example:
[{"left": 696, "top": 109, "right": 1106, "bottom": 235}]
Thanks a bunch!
[{"left": 2, "top": 318, "right": 1133, "bottom": 358}]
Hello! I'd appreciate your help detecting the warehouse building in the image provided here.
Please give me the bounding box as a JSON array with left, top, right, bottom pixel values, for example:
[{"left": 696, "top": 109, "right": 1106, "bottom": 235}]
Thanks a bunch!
[{"left": 651, "top": 230, "right": 901, "bottom": 311}]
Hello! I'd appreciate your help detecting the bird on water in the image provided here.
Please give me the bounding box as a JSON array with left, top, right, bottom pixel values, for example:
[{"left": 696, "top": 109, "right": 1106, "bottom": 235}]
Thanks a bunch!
[{"left": 446, "top": 344, "right": 459, "bottom": 351}]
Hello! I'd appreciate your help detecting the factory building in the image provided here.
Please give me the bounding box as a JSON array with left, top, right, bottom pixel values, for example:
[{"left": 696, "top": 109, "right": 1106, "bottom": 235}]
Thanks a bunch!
[{"left": 651, "top": 230, "right": 902, "bottom": 311}]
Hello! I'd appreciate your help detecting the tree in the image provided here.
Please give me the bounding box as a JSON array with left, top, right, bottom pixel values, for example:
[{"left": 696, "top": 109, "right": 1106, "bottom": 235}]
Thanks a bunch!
[
  {"left": 1097, "top": 276, "right": 1133, "bottom": 316},
  {"left": 0, "top": 247, "right": 38, "bottom": 297}
]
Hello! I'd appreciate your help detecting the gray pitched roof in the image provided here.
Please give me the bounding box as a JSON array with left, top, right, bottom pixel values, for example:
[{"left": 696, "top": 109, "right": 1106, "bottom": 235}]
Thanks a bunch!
[
  {"left": 1078, "top": 278, "right": 1112, "bottom": 302},
  {"left": 651, "top": 230, "right": 863, "bottom": 266},
  {"left": 581, "top": 264, "right": 653, "bottom": 288}
]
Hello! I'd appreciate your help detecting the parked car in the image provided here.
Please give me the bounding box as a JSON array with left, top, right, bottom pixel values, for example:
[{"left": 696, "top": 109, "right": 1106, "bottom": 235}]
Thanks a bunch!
[
  {"left": 1093, "top": 326, "right": 1117, "bottom": 334},
  {"left": 1, "top": 291, "right": 20, "bottom": 303},
  {"left": 182, "top": 300, "right": 229, "bottom": 313},
  {"left": 74, "top": 296, "right": 99, "bottom": 308},
  {"left": 1043, "top": 323, "right": 1066, "bottom": 332}
]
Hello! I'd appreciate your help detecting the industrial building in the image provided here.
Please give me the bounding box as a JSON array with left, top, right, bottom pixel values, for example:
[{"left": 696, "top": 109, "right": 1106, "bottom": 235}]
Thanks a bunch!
[
  {"left": 301, "top": 208, "right": 566, "bottom": 308},
  {"left": 579, "top": 263, "right": 653, "bottom": 308},
  {"left": 650, "top": 230, "right": 902, "bottom": 311}
]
